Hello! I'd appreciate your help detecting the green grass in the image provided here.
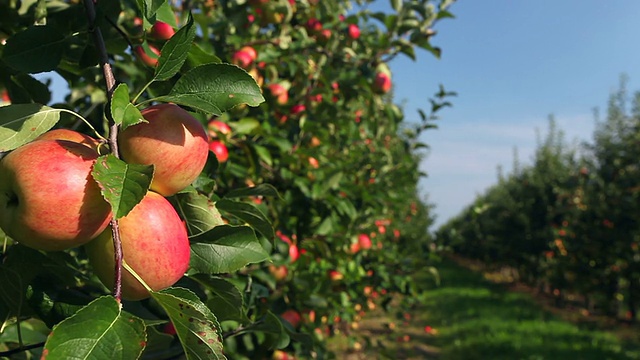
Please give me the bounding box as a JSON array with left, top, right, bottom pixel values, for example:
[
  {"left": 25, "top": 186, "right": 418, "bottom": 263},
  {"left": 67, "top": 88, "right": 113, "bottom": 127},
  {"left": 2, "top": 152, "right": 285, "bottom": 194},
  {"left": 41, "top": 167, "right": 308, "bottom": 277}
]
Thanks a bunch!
[{"left": 329, "top": 257, "right": 640, "bottom": 359}]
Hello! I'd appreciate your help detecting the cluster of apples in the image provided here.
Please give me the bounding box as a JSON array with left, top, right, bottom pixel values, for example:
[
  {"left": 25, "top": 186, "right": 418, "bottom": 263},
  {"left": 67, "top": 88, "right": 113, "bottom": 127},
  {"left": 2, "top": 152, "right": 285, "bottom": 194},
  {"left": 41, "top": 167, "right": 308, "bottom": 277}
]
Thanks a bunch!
[
  {"left": 134, "top": 20, "right": 176, "bottom": 67},
  {"left": 0, "top": 103, "right": 209, "bottom": 300}
]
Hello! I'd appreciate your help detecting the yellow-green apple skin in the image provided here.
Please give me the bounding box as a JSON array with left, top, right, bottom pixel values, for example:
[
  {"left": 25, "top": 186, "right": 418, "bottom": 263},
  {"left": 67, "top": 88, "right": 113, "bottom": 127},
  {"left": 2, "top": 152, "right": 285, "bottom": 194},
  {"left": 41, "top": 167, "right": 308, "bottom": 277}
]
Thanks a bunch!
[
  {"left": 36, "top": 129, "right": 101, "bottom": 151},
  {"left": 0, "top": 140, "right": 112, "bottom": 251},
  {"left": 118, "top": 103, "right": 209, "bottom": 196},
  {"left": 85, "top": 191, "right": 190, "bottom": 300}
]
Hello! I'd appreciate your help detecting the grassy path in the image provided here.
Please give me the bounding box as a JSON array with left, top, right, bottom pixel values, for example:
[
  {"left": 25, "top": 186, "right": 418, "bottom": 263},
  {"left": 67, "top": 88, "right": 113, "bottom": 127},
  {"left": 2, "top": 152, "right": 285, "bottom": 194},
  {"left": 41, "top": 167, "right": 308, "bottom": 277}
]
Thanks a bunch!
[{"left": 330, "top": 257, "right": 640, "bottom": 360}]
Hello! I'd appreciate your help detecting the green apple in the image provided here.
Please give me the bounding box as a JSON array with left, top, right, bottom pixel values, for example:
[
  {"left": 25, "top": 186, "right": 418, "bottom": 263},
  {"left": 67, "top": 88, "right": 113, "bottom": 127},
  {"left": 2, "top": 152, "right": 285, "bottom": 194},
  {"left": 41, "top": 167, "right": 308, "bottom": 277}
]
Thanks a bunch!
[
  {"left": 85, "top": 191, "right": 190, "bottom": 300},
  {"left": 118, "top": 103, "right": 209, "bottom": 196},
  {"left": 0, "top": 139, "right": 111, "bottom": 251}
]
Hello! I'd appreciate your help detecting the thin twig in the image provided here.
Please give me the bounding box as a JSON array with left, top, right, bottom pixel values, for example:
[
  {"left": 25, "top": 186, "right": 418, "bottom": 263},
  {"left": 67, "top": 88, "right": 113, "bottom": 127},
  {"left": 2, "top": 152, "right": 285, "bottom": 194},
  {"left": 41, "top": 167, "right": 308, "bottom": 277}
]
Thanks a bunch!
[
  {"left": 0, "top": 341, "right": 45, "bottom": 357},
  {"left": 83, "top": 0, "right": 123, "bottom": 301}
]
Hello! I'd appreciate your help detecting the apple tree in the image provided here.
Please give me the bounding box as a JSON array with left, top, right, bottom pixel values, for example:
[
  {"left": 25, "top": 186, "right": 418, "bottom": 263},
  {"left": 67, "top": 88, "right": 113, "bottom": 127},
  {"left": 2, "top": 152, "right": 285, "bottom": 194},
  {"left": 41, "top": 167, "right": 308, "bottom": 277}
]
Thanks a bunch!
[{"left": 0, "top": 0, "right": 455, "bottom": 358}]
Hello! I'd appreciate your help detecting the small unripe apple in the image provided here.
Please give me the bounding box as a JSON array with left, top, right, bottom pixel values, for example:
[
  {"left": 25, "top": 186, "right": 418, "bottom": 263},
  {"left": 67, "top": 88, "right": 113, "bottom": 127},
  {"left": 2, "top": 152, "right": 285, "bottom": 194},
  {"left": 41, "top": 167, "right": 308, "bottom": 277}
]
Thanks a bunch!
[
  {"left": 134, "top": 45, "right": 161, "bottom": 67},
  {"left": 119, "top": 103, "right": 209, "bottom": 196},
  {"left": 208, "top": 140, "right": 229, "bottom": 163},
  {"left": 347, "top": 24, "right": 360, "bottom": 39},
  {"left": 85, "top": 191, "right": 190, "bottom": 300},
  {"left": 149, "top": 21, "right": 175, "bottom": 41},
  {"left": 0, "top": 140, "right": 112, "bottom": 251}
]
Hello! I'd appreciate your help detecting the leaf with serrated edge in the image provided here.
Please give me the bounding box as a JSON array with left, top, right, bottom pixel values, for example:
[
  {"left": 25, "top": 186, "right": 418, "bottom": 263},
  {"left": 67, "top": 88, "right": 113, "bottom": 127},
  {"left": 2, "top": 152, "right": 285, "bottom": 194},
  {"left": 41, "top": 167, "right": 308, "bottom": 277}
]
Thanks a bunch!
[
  {"left": 151, "top": 287, "right": 226, "bottom": 360},
  {"left": 170, "top": 192, "right": 225, "bottom": 237},
  {"left": 155, "top": 64, "right": 264, "bottom": 115},
  {"left": 91, "top": 154, "right": 154, "bottom": 219},
  {"left": 154, "top": 13, "right": 196, "bottom": 81},
  {"left": 189, "top": 225, "right": 269, "bottom": 274},
  {"left": 190, "top": 275, "right": 247, "bottom": 322},
  {"left": 0, "top": 104, "right": 60, "bottom": 151},
  {"left": 215, "top": 199, "right": 274, "bottom": 240},
  {"left": 42, "top": 296, "right": 146, "bottom": 359},
  {"left": 111, "top": 83, "right": 145, "bottom": 131}
]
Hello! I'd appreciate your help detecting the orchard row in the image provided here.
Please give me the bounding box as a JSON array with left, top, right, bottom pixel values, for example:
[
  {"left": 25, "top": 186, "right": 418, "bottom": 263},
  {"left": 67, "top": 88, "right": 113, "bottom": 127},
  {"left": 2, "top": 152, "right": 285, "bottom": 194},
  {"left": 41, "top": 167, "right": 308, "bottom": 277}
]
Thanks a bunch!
[{"left": 436, "top": 80, "right": 640, "bottom": 322}]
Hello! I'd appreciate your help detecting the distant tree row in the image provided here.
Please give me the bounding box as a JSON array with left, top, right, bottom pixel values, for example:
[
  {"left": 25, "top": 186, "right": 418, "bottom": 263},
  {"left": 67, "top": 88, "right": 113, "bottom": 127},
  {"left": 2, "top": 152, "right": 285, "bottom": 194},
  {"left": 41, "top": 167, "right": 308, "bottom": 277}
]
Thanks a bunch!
[{"left": 436, "top": 77, "right": 640, "bottom": 321}]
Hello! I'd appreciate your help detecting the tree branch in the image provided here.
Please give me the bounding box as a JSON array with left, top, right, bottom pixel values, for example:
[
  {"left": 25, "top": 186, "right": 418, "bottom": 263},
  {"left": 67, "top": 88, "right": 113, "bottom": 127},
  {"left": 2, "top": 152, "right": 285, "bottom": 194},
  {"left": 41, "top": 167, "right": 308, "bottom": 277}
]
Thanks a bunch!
[{"left": 83, "top": 0, "right": 123, "bottom": 301}]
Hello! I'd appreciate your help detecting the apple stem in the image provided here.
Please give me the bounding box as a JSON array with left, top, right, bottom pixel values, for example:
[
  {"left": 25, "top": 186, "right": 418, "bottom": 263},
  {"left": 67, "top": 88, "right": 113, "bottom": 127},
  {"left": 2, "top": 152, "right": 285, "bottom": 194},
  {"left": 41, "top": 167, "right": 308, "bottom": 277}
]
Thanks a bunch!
[{"left": 83, "top": 0, "right": 123, "bottom": 301}]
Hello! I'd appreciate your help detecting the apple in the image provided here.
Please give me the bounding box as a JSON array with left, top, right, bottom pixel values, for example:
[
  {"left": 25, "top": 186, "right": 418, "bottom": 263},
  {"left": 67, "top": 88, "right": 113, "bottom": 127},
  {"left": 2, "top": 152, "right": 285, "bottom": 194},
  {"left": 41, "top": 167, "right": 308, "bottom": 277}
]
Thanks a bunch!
[
  {"left": 372, "top": 72, "right": 392, "bottom": 94},
  {"left": 119, "top": 103, "right": 209, "bottom": 196},
  {"left": 268, "top": 264, "right": 288, "bottom": 281},
  {"left": 289, "top": 243, "right": 299, "bottom": 262},
  {"left": 305, "top": 18, "right": 322, "bottom": 33},
  {"left": 281, "top": 309, "right": 302, "bottom": 328},
  {"left": 307, "top": 156, "right": 319, "bottom": 169},
  {"left": 272, "top": 350, "right": 296, "bottom": 360},
  {"left": 267, "top": 83, "right": 289, "bottom": 105},
  {"left": 0, "top": 140, "right": 112, "bottom": 251},
  {"left": 208, "top": 140, "right": 229, "bottom": 163},
  {"left": 309, "top": 136, "right": 321, "bottom": 147},
  {"left": 328, "top": 270, "right": 343, "bottom": 281},
  {"left": 85, "top": 191, "right": 190, "bottom": 300},
  {"left": 317, "top": 29, "right": 332, "bottom": 44},
  {"left": 231, "top": 46, "right": 257, "bottom": 69},
  {"left": 207, "top": 119, "right": 232, "bottom": 138},
  {"left": 347, "top": 24, "right": 360, "bottom": 39},
  {"left": 291, "top": 104, "right": 306, "bottom": 115},
  {"left": 36, "top": 129, "right": 101, "bottom": 151},
  {"left": 149, "top": 21, "right": 175, "bottom": 41},
  {"left": 358, "top": 233, "right": 372, "bottom": 250},
  {"left": 134, "top": 44, "right": 160, "bottom": 67}
]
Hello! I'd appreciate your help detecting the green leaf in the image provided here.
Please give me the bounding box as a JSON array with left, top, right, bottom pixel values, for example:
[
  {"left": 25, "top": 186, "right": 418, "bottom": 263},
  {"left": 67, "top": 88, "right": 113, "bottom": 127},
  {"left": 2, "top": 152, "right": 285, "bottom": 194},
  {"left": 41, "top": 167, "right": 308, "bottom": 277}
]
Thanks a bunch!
[
  {"left": 111, "top": 83, "right": 145, "bottom": 131},
  {"left": 190, "top": 225, "right": 269, "bottom": 274},
  {"left": 155, "top": 64, "right": 265, "bottom": 115},
  {"left": 91, "top": 154, "right": 154, "bottom": 219},
  {"left": 0, "top": 104, "right": 60, "bottom": 151},
  {"left": 42, "top": 296, "right": 146, "bottom": 359},
  {"left": 231, "top": 117, "right": 260, "bottom": 135},
  {"left": 0, "top": 265, "right": 24, "bottom": 319},
  {"left": 155, "top": 14, "right": 197, "bottom": 81},
  {"left": 142, "top": 0, "right": 166, "bottom": 21},
  {"left": 187, "top": 43, "right": 222, "bottom": 68},
  {"left": 151, "top": 287, "right": 226, "bottom": 360},
  {"left": 2, "top": 25, "right": 65, "bottom": 73},
  {"left": 215, "top": 199, "right": 274, "bottom": 240},
  {"left": 390, "top": 0, "right": 402, "bottom": 11},
  {"left": 170, "top": 192, "right": 225, "bottom": 237},
  {"left": 223, "top": 184, "right": 281, "bottom": 199},
  {"left": 9, "top": 73, "right": 51, "bottom": 104},
  {"left": 190, "top": 275, "right": 246, "bottom": 322}
]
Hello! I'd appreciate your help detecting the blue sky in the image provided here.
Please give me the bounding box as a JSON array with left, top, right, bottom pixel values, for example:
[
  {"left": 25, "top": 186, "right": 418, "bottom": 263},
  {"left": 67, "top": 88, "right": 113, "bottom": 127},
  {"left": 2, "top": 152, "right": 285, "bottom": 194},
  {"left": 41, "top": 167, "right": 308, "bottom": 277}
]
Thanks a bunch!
[{"left": 381, "top": 1, "right": 640, "bottom": 228}]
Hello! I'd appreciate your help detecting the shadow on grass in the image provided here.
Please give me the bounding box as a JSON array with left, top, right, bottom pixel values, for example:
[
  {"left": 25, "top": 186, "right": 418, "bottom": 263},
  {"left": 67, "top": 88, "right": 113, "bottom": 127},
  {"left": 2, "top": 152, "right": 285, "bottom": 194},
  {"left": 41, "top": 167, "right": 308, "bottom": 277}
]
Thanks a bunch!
[{"left": 416, "top": 258, "right": 640, "bottom": 360}]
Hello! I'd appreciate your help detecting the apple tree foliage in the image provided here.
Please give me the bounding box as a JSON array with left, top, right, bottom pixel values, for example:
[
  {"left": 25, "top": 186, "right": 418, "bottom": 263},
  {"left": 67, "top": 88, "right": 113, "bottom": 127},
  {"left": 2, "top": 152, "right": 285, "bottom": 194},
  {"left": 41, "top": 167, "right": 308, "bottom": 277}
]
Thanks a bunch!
[
  {"left": 0, "top": 0, "right": 456, "bottom": 358},
  {"left": 436, "top": 77, "right": 640, "bottom": 323}
]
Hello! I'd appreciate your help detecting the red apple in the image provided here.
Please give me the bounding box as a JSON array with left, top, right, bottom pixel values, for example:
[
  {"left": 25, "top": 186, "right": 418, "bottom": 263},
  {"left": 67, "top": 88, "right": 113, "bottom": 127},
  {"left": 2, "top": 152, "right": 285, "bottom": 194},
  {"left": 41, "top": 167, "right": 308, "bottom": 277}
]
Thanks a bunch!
[
  {"left": 268, "top": 264, "right": 288, "bottom": 281},
  {"left": 119, "top": 103, "right": 209, "bottom": 196},
  {"left": 149, "top": 21, "right": 175, "bottom": 41},
  {"left": 208, "top": 140, "right": 229, "bottom": 163},
  {"left": 268, "top": 83, "right": 289, "bottom": 105},
  {"left": 307, "top": 156, "right": 319, "bottom": 169},
  {"left": 134, "top": 44, "right": 161, "bottom": 67},
  {"left": 328, "top": 270, "right": 343, "bottom": 281},
  {"left": 0, "top": 140, "right": 111, "bottom": 251},
  {"left": 207, "top": 119, "right": 232, "bottom": 138},
  {"left": 289, "top": 243, "right": 299, "bottom": 262},
  {"left": 281, "top": 309, "right": 302, "bottom": 328},
  {"left": 358, "top": 233, "right": 372, "bottom": 250},
  {"left": 347, "top": 24, "right": 360, "bottom": 39},
  {"left": 85, "top": 191, "right": 190, "bottom": 300},
  {"left": 372, "top": 72, "right": 392, "bottom": 94},
  {"left": 291, "top": 104, "right": 306, "bottom": 115},
  {"left": 231, "top": 46, "right": 257, "bottom": 69}
]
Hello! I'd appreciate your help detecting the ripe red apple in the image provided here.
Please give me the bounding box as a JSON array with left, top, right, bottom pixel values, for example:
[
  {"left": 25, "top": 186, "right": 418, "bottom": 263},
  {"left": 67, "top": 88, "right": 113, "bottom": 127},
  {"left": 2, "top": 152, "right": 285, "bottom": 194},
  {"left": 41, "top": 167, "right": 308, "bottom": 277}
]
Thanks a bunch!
[
  {"left": 347, "top": 24, "right": 360, "bottom": 39},
  {"left": 350, "top": 242, "right": 361, "bottom": 254},
  {"left": 272, "top": 350, "right": 296, "bottom": 360},
  {"left": 231, "top": 46, "right": 257, "bottom": 69},
  {"left": 119, "top": 103, "right": 209, "bottom": 196},
  {"left": 307, "top": 156, "right": 319, "bottom": 169},
  {"left": 0, "top": 140, "right": 112, "bottom": 251},
  {"left": 267, "top": 83, "right": 289, "bottom": 105},
  {"left": 372, "top": 72, "right": 392, "bottom": 94},
  {"left": 291, "top": 104, "right": 306, "bottom": 115},
  {"left": 305, "top": 18, "right": 322, "bottom": 33},
  {"left": 134, "top": 45, "right": 160, "bottom": 67},
  {"left": 208, "top": 140, "right": 229, "bottom": 163},
  {"left": 36, "top": 129, "right": 101, "bottom": 151},
  {"left": 85, "top": 191, "right": 190, "bottom": 300},
  {"left": 281, "top": 309, "right": 302, "bottom": 328},
  {"left": 358, "top": 233, "right": 372, "bottom": 250},
  {"left": 289, "top": 243, "right": 300, "bottom": 262},
  {"left": 328, "top": 270, "right": 343, "bottom": 281},
  {"left": 149, "top": 21, "right": 175, "bottom": 41},
  {"left": 207, "top": 119, "right": 232, "bottom": 138}
]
